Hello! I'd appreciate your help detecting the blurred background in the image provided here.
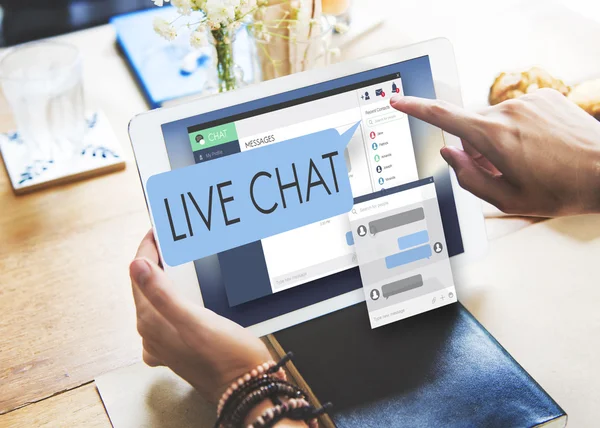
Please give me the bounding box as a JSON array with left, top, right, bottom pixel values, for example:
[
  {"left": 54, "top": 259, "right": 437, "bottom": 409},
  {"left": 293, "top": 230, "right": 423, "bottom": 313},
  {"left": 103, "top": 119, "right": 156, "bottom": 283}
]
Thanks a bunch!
[{"left": 0, "top": 0, "right": 152, "bottom": 46}]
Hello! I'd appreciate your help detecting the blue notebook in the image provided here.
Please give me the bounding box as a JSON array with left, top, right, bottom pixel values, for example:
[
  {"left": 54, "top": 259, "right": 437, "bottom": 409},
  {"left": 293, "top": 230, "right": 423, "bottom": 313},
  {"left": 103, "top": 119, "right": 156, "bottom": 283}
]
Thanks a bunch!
[
  {"left": 274, "top": 302, "right": 566, "bottom": 427},
  {"left": 110, "top": 7, "right": 254, "bottom": 108}
]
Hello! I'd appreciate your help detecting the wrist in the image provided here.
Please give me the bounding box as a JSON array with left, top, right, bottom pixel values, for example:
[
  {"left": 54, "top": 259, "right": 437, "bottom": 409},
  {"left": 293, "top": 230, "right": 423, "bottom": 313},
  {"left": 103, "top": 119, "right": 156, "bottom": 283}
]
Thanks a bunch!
[
  {"left": 591, "top": 147, "right": 600, "bottom": 213},
  {"left": 581, "top": 144, "right": 600, "bottom": 214}
]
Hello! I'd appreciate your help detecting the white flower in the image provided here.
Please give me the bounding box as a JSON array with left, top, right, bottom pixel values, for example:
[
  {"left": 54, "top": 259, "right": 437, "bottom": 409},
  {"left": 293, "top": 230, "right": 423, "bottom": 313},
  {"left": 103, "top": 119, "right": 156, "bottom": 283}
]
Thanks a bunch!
[
  {"left": 333, "top": 22, "right": 349, "bottom": 34},
  {"left": 207, "top": 20, "right": 221, "bottom": 30},
  {"left": 192, "top": 0, "right": 207, "bottom": 8},
  {"left": 172, "top": 0, "right": 193, "bottom": 15},
  {"left": 329, "top": 47, "right": 341, "bottom": 58},
  {"left": 152, "top": 0, "right": 170, "bottom": 6},
  {"left": 228, "top": 21, "right": 242, "bottom": 32},
  {"left": 205, "top": 0, "right": 239, "bottom": 26},
  {"left": 190, "top": 27, "right": 208, "bottom": 48},
  {"left": 153, "top": 17, "right": 177, "bottom": 41}
]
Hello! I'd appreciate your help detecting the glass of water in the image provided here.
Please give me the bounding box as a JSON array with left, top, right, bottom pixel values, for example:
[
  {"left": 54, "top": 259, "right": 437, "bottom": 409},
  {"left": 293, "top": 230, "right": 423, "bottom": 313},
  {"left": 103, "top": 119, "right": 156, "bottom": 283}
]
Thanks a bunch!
[{"left": 0, "top": 41, "right": 85, "bottom": 161}]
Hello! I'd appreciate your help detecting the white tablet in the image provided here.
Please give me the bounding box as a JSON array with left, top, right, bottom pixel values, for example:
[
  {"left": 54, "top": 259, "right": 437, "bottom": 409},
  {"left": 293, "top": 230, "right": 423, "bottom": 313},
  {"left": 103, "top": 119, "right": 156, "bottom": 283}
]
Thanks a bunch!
[{"left": 129, "top": 38, "right": 487, "bottom": 336}]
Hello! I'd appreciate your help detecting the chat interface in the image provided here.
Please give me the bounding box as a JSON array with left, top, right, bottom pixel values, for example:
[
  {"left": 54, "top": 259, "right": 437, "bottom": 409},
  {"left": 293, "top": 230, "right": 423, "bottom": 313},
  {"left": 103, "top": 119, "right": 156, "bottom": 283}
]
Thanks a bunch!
[
  {"left": 186, "top": 73, "right": 417, "bottom": 307},
  {"left": 161, "top": 54, "right": 466, "bottom": 328},
  {"left": 349, "top": 178, "right": 457, "bottom": 328}
]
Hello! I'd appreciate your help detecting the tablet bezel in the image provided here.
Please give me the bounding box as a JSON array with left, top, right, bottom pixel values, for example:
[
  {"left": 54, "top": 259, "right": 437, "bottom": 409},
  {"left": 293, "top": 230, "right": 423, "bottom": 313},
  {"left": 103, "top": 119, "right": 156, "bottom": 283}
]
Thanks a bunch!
[{"left": 128, "top": 37, "right": 487, "bottom": 336}]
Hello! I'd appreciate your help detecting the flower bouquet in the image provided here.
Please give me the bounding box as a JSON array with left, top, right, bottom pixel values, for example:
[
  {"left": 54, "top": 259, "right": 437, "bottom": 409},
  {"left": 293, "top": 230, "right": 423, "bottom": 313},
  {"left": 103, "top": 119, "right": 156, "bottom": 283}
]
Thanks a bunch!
[{"left": 152, "top": 0, "right": 341, "bottom": 92}]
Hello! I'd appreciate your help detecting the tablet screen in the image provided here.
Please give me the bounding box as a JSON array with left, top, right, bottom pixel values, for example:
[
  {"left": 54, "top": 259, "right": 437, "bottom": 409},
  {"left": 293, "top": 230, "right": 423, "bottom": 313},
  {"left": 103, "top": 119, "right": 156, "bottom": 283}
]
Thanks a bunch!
[{"left": 161, "top": 55, "right": 464, "bottom": 327}]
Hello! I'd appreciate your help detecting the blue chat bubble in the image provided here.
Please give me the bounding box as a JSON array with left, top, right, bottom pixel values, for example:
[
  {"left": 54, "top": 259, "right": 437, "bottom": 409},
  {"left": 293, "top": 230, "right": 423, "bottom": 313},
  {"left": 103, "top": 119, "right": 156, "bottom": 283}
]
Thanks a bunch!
[
  {"left": 147, "top": 123, "right": 360, "bottom": 266},
  {"left": 384, "top": 244, "right": 432, "bottom": 270}
]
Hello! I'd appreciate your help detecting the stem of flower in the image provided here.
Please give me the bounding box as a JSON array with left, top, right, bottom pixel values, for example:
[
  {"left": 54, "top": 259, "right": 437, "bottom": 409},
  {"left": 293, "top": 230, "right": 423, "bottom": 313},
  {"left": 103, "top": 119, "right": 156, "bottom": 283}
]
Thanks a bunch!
[{"left": 212, "top": 28, "right": 237, "bottom": 92}]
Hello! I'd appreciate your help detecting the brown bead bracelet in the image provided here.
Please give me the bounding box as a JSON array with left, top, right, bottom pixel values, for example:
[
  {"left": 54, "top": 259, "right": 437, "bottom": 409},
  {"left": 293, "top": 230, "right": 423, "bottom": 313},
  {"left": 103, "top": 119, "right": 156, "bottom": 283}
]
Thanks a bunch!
[{"left": 215, "top": 352, "right": 332, "bottom": 428}]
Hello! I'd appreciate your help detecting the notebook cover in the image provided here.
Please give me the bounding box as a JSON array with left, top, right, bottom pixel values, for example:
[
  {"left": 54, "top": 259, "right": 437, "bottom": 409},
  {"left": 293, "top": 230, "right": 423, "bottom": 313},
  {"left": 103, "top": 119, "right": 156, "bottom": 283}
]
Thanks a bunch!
[
  {"left": 110, "top": 8, "right": 254, "bottom": 108},
  {"left": 274, "top": 302, "right": 566, "bottom": 427}
]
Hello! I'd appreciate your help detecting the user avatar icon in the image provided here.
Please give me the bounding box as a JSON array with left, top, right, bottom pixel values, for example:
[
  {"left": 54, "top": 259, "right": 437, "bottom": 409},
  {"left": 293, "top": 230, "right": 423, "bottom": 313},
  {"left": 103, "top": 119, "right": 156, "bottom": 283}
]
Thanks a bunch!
[
  {"left": 370, "top": 289, "right": 380, "bottom": 301},
  {"left": 433, "top": 242, "right": 443, "bottom": 253},
  {"left": 357, "top": 225, "right": 367, "bottom": 237},
  {"left": 372, "top": 142, "right": 378, "bottom": 150},
  {"left": 376, "top": 165, "right": 382, "bottom": 173},
  {"left": 195, "top": 134, "right": 205, "bottom": 145},
  {"left": 364, "top": 91, "right": 370, "bottom": 100},
  {"left": 378, "top": 177, "right": 384, "bottom": 185},
  {"left": 374, "top": 154, "right": 380, "bottom": 162},
  {"left": 392, "top": 82, "right": 400, "bottom": 93},
  {"left": 369, "top": 131, "right": 376, "bottom": 139}
]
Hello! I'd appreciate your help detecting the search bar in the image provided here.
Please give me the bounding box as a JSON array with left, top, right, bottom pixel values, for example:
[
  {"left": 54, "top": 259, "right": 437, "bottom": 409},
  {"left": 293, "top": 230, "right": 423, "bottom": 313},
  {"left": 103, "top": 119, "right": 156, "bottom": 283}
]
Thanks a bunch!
[{"left": 367, "top": 112, "right": 403, "bottom": 127}]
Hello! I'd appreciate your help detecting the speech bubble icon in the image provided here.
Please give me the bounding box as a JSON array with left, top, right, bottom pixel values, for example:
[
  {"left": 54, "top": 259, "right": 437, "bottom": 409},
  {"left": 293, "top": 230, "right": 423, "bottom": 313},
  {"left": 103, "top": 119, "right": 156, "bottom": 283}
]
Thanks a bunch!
[
  {"left": 381, "top": 274, "right": 423, "bottom": 299},
  {"left": 147, "top": 122, "right": 360, "bottom": 266},
  {"left": 384, "top": 245, "right": 432, "bottom": 270}
]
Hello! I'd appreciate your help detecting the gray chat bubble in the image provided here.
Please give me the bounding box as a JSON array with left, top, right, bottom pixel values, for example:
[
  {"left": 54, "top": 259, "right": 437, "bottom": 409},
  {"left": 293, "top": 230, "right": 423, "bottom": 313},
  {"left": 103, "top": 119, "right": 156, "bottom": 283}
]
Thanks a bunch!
[
  {"left": 369, "top": 207, "right": 425, "bottom": 235},
  {"left": 382, "top": 274, "right": 423, "bottom": 299}
]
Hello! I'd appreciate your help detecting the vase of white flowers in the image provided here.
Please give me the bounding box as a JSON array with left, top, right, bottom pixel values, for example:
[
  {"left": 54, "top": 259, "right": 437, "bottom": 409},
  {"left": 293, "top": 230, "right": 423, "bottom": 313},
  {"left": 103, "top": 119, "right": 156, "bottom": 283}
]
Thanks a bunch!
[
  {"left": 152, "top": 0, "right": 339, "bottom": 93},
  {"left": 153, "top": 0, "right": 265, "bottom": 92}
]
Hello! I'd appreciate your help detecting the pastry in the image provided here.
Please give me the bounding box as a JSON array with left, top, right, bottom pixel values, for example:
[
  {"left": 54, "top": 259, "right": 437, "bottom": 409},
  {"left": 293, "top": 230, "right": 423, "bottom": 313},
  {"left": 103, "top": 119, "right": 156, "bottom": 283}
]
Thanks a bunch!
[
  {"left": 567, "top": 79, "right": 600, "bottom": 121},
  {"left": 489, "top": 67, "right": 570, "bottom": 105},
  {"left": 489, "top": 67, "right": 600, "bottom": 120}
]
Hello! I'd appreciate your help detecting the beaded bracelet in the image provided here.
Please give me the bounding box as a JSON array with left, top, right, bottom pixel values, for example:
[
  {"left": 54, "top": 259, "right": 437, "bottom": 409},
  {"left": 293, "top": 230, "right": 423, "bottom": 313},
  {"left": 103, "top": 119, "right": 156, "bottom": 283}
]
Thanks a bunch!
[
  {"left": 217, "top": 354, "right": 291, "bottom": 417},
  {"left": 219, "top": 376, "right": 303, "bottom": 425},
  {"left": 216, "top": 352, "right": 332, "bottom": 428},
  {"left": 227, "top": 382, "right": 306, "bottom": 426},
  {"left": 248, "top": 398, "right": 312, "bottom": 428},
  {"left": 261, "top": 401, "right": 333, "bottom": 428}
]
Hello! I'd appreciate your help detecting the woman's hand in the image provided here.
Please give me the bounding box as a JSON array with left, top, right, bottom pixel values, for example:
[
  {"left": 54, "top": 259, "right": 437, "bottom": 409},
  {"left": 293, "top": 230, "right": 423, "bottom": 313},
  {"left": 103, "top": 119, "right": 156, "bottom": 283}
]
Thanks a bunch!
[
  {"left": 129, "top": 230, "right": 271, "bottom": 403},
  {"left": 391, "top": 89, "right": 600, "bottom": 217}
]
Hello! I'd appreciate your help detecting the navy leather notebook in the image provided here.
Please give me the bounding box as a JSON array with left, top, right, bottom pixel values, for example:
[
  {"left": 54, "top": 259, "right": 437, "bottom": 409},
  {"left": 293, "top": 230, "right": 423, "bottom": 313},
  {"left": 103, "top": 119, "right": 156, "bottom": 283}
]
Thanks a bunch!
[{"left": 274, "top": 302, "right": 566, "bottom": 427}]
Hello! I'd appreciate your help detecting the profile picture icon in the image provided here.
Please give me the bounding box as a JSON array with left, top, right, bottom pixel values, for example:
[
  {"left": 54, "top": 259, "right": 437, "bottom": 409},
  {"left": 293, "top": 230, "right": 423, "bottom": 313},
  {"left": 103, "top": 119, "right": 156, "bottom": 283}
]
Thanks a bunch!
[
  {"left": 376, "top": 165, "right": 382, "bottom": 173},
  {"left": 369, "top": 131, "right": 376, "bottom": 139},
  {"left": 195, "top": 134, "right": 205, "bottom": 145},
  {"left": 364, "top": 91, "right": 370, "bottom": 101},
  {"left": 378, "top": 177, "right": 384, "bottom": 185},
  {"left": 374, "top": 154, "right": 380, "bottom": 162},
  {"left": 357, "top": 225, "right": 367, "bottom": 237},
  {"left": 372, "top": 142, "right": 378, "bottom": 150}
]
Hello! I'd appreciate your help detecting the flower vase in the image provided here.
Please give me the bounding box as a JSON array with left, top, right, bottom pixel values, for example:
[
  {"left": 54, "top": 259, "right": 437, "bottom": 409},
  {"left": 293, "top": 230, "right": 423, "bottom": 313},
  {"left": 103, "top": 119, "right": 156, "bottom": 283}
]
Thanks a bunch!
[{"left": 209, "top": 27, "right": 242, "bottom": 93}]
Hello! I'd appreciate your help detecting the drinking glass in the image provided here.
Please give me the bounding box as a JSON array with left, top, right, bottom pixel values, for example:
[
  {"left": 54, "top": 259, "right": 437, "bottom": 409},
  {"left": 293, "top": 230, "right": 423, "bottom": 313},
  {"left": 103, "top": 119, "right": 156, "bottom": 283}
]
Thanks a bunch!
[
  {"left": 248, "top": 6, "right": 334, "bottom": 81},
  {"left": 0, "top": 41, "right": 85, "bottom": 161}
]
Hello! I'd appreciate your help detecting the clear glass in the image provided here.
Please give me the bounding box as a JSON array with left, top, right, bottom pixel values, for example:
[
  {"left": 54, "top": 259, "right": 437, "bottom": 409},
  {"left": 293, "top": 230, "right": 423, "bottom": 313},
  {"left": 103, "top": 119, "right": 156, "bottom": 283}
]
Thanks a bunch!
[
  {"left": 323, "top": 0, "right": 353, "bottom": 31},
  {"left": 203, "top": 28, "right": 246, "bottom": 94},
  {"left": 248, "top": 8, "right": 334, "bottom": 81},
  {"left": 0, "top": 41, "right": 85, "bottom": 161}
]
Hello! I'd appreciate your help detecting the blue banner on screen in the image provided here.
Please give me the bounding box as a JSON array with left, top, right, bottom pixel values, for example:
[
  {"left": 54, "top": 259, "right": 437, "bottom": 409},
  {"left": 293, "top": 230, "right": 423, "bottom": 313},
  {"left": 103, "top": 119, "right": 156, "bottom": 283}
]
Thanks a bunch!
[{"left": 147, "top": 123, "right": 359, "bottom": 266}]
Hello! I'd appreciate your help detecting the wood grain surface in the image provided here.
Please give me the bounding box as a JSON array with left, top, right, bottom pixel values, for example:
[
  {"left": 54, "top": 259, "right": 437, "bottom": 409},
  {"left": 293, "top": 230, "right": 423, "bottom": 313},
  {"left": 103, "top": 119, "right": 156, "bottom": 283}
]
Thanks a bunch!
[
  {"left": 0, "top": 383, "right": 110, "bottom": 428},
  {"left": 0, "top": 25, "right": 151, "bottom": 415}
]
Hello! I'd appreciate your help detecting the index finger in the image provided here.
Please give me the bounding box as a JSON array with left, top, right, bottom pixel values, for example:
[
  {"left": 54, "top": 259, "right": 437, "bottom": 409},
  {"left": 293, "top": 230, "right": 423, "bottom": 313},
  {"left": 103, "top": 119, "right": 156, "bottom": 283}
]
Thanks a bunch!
[{"left": 390, "top": 96, "right": 495, "bottom": 157}]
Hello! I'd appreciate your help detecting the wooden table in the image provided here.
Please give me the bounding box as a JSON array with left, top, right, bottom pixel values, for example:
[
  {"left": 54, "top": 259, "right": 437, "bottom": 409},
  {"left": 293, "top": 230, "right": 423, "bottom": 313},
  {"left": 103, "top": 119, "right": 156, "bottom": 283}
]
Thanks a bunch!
[{"left": 1, "top": 0, "right": 599, "bottom": 425}]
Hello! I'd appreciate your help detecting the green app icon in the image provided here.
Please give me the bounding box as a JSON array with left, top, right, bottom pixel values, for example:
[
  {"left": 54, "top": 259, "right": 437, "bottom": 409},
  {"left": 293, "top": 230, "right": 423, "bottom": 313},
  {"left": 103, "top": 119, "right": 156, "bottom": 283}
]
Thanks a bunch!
[
  {"left": 374, "top": 154, "right": 380, "bottom": 162},
  {"left": 189, "top": 122, "right": 238, "bottom": 151}
]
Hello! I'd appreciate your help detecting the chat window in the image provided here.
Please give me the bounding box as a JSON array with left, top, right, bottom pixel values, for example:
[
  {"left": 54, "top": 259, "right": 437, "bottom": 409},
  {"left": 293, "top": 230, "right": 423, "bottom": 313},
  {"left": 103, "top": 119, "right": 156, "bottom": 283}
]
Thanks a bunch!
[{"left": 348, "top": 177, "right": 457, "bottom": 328}]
